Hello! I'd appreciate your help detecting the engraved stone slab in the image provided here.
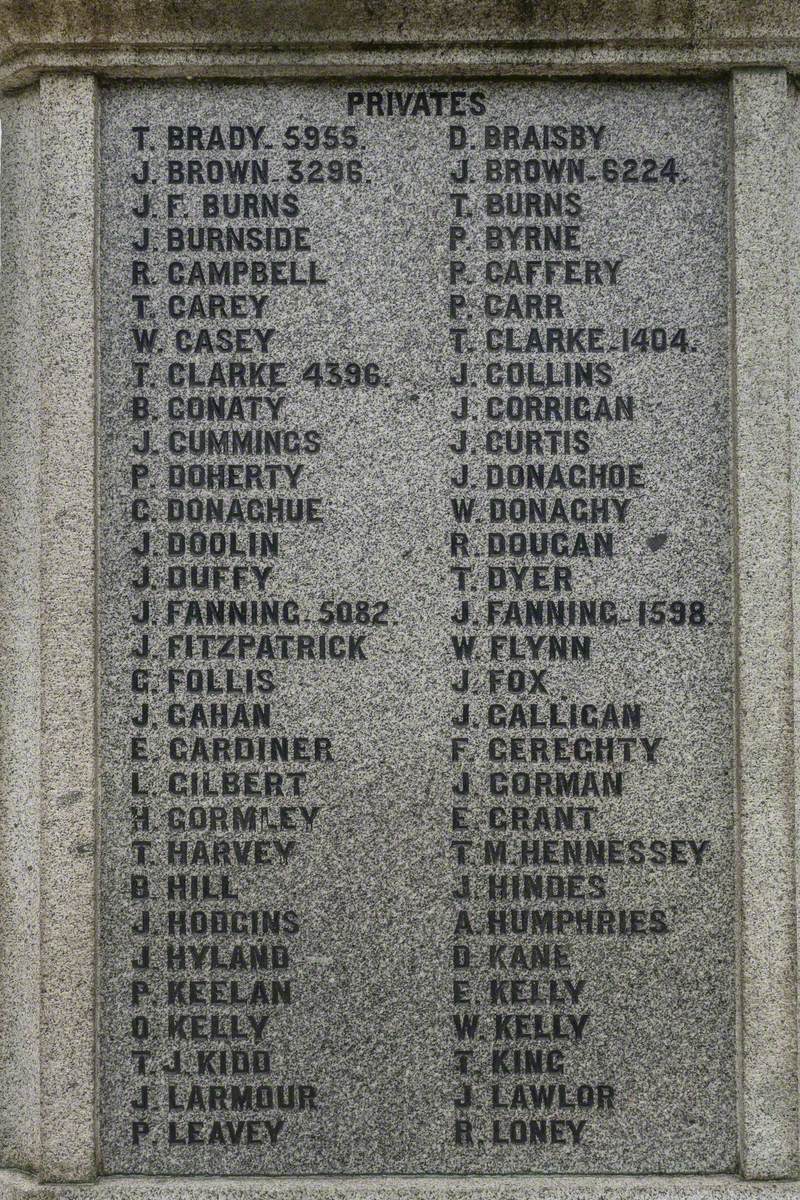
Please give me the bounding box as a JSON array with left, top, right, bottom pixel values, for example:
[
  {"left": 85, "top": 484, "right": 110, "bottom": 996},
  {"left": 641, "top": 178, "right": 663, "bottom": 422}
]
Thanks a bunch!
[{"left": 98, "top": 79, "right": 735, "bottom": 1176}]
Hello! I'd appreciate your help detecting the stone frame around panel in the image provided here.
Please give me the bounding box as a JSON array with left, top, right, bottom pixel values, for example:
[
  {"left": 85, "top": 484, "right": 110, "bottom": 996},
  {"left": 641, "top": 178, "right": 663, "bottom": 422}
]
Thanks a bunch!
[{"left": 0, "top": 53, "right": 796, "bottom": 1195}]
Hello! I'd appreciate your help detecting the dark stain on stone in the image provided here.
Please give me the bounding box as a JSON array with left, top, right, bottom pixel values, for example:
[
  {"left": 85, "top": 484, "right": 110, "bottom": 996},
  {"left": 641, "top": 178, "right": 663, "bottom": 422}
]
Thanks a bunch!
[{"left": 57, "top": 789, "right": 83, "bottom": 807}]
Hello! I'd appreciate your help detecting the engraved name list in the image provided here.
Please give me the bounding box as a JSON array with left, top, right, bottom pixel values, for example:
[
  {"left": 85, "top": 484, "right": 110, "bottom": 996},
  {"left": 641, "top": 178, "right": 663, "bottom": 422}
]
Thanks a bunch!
[{"left": 98, "top": 79, "right": 736, "bottom": 1177}]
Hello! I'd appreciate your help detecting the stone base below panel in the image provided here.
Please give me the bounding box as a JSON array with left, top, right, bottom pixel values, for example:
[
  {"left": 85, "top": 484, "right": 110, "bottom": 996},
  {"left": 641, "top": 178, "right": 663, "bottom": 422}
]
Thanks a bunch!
[{"left": 5, "top": 1176, "right": 800, "bottom": 1200}]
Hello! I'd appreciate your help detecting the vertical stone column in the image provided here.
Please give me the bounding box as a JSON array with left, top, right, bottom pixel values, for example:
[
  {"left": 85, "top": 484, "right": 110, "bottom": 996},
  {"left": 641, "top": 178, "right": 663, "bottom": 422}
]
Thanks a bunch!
[
  {"left": 731, "top": 67, "right": 799, "bottom": 1179},
  {"left": 0, "top": 73, "right": 99, "bottom": 1182},
  {"left": 37, "top": 72, "right": 98, "bottom": 1183},
  {"left": 0, "top": 82, "right": 43, "bottom": 1179},
  {"left": 793, "top": 73, "right": 800, "bottom": 1179}
]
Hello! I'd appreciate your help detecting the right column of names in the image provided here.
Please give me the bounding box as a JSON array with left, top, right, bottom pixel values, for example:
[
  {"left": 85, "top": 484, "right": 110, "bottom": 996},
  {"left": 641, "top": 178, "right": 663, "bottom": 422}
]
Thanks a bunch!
[{"left": 445, "top": 104, "right": 730, "bottom": 1162}]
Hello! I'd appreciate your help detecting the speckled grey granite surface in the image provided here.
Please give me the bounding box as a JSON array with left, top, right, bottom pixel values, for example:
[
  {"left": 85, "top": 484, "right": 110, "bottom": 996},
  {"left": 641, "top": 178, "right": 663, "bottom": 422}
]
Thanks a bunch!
[
  {"left": 13, "top": 1175, "right": 800, "bottom": 1200},
  {"left": 97, "top": 79, "right": 734, "bottom": 1177},
  {"left": 8, "top": 1, "right": 800, "bottom": 92},
  {"left": 731, "top": 69, "right": 797, "bottom": 1179},
  {"left": 10, "top": 1177, "right": 800, "bottom": 1200},
  {"left": 0, "top": 84, "right": 42, "bottom": 1176}
]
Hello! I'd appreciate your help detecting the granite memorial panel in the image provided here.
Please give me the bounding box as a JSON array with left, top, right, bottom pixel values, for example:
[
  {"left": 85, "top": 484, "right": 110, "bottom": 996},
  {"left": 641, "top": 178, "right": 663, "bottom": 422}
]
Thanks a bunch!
[{"left": 97, "top": 78, "right": 735, "bottom": 1177}]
